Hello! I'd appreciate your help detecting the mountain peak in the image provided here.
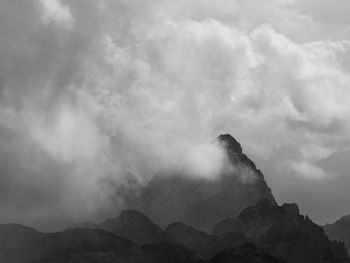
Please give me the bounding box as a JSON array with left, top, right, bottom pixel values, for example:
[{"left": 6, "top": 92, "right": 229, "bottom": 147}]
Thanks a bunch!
[
  {"left": 123, "top": 134, "right": 276, "bottom": 231},
  {"left": 217, "top": 134, "right": 243, "bottom": 155}
]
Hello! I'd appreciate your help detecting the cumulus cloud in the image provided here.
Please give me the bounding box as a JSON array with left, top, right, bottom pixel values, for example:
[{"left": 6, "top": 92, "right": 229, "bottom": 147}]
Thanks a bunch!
[{"left": 1, "top": 0, "right": 350, "bottom": 229}]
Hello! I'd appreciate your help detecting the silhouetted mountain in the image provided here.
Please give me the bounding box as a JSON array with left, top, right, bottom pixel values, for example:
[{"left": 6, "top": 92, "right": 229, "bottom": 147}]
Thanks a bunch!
[
  {"left": 140, "top": 242, "right": 202, "bottom": 263},
  {"left": 1, "top": 134, "right": 346, "bottom": 263},
  {"left": 213, "top": 199, "right": 349, "bottom": 263},
  {"left": 0, "top": 224, "right": 65, "bottom": 263},
  {"left": 0, "top": 222, "right": 288, "bottom": 263},
  {"left": 0, "top": 224, "right": 200, "bottom": 263},
  {"left": 100, "top": 209, "right": 172, "bottom": 244},
  {"left": 68, "top": 210, "right": 172, "bottom": 245},
  {"left": 166, "top": 222, "right": 250, "bottom": 258},
  {"left": 209, "top": 243, "right": 285, "bottom": 263},
  {"left": 0, "top": 224, "right": 137, "bottom": 263},
  {"left": 324, "top": 215, "right": 350, "bottom": 254},
  {"left": 124, "top": 134, "right": 276, "bottom": 231}
]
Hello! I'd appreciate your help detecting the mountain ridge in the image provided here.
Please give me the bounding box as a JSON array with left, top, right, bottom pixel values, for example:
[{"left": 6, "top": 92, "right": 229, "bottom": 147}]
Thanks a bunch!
[
  {"left": 213, "top": 199, "right": 349, "bottom": 263},
  {"left": 123, "top": 134, "right": 276, "bottom": 231}
]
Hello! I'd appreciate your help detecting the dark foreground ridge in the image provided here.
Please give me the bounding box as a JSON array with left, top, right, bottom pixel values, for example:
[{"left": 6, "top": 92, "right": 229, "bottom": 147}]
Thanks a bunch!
[
  {"left": 124, "top": 134, "right": 276, "bottom": 231},
  {"left": 1, "top": 204, "right": 348, "bottom": 263},
  {"left": 0, "top": 223, "right": 199, "bottom": 263}
]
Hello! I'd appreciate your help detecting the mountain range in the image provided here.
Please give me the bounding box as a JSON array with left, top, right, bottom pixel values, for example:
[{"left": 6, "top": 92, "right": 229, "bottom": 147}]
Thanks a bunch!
[{"left": 0, "top": 134, "right": 349, "bottom": 263}]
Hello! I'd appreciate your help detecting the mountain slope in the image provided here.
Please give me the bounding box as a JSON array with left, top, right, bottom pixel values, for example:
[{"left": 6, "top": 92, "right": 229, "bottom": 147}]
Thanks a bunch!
[
  {"left": 0, "top": 222, "right": 284, "bottom": 263},
  {"left": 324, "top": 215, "right": 350, "bottom": 254},
  {"left": 67, "top": 210, "right": 172, "bottom": 244},
  {"left": 100, "top": 209, "right": 172, "bottom": 244},
  {"left": 0, "top": 224, "right": 136, "bottom": 263},
  {"left": 166, "top": 222, "right": 250, "bottom": 258},
  {"left": 124, "top": 134, "right": 276, "bottom": 231},
  {"left": 213, "top": 199, "right": 349, "bottom": 263},
  {"left": 0, "top": 224, "right": 201, "bottom": 263}
]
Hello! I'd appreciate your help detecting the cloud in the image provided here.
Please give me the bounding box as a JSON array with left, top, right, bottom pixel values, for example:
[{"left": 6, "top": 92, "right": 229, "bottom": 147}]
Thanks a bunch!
[
  {"left": 290, "top": 161, "right": 328, "bottom": 179},
  {"left": 36, "top": 0, "right": 74, "bottom": 28},
  {"left": 1, "top": 0, "right": 350, "bottom": 229}
]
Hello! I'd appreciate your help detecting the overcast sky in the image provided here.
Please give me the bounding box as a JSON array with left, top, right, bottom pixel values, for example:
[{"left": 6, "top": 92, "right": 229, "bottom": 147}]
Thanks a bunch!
[{"left": 1, "top": 0, "right": 350, "bottom": 231}]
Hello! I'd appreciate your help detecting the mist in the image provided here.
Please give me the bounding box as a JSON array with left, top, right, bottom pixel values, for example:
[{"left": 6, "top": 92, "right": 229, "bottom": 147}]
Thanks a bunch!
[{"left": 1, "top": 0, "right": 350, "bottom": 230}]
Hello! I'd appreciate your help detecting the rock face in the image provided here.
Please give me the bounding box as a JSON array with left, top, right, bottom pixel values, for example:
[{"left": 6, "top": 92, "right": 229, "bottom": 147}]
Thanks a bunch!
[
  {"left": 213, "top": 199, "right": 349, "bottom": 263},
  {"left": 324, "top": 215, "right": 350, "bottom": 254},
  {"left": 125, "top": 134, "right": 276, "bottom": 231}
]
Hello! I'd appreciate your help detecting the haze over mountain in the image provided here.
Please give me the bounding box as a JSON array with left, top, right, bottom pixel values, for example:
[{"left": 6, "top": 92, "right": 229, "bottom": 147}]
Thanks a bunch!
[
  {"left": 124, "top": 134, "right": 275, "bottom": 231},
  {"left": 1, "top": 0, "right": 350, "bottom": 231},
  {"left": 1, "top": 0, "right": 350, "bottom": 262},
  {"left": 1, "top": 134, "right": 349, "bottom": 263}
]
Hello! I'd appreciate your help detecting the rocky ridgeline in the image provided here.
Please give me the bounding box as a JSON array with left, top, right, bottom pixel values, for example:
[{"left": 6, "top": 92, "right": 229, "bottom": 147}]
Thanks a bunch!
[
  {"left": 124, "top": 134, "right": 276, "bottom": 231},
  {"left": 213, "top": 199, "right": 349, "bottom": 263}
]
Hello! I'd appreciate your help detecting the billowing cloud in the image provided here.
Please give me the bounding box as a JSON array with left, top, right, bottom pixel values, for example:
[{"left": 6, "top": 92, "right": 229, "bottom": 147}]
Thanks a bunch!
[{"left": 0, "top": 0, "right": 350, "bottom": 229}]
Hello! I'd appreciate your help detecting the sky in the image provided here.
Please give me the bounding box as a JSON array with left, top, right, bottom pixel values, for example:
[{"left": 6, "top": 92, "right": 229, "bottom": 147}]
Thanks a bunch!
[{"left": 1, "top": 0, "right": 350, "bottom": 231}]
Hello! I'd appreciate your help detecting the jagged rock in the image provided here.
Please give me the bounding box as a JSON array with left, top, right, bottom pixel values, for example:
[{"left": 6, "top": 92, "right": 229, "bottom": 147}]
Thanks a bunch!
[
  {"left": 124, "top": 134, "right": 276, "bottom": 231},
  {"left": 218, "top": 134, "right": 243, "bottom": 155},
  {"left": 324, "top": 215, "right": 350, "bottom": 254},
  {"left": 212, "top": 200, "right": 350, "bottom": 263}
]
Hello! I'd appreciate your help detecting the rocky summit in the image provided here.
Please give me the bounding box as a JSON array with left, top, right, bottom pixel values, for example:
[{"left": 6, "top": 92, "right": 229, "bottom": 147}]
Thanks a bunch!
[{"left": 124, "top": 134, "right": 276, "bottom": 231}]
